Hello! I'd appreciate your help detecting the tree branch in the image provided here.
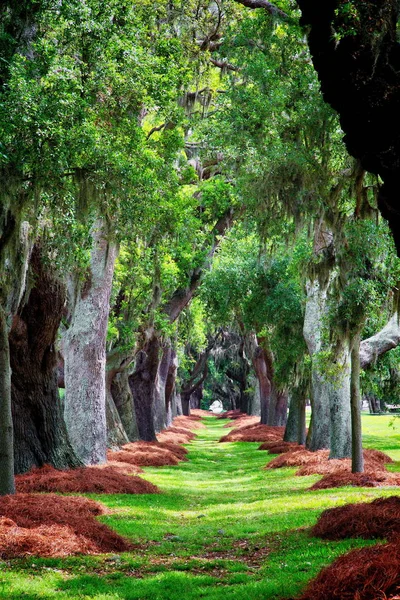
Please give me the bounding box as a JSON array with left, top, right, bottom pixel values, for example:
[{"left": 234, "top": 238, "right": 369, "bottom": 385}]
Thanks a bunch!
[
  {"left": 233, "top": 0, "right": 290, "bottom": 20},
  {"left": 360, "top": 313, "right": 400, "bottom": 369}
]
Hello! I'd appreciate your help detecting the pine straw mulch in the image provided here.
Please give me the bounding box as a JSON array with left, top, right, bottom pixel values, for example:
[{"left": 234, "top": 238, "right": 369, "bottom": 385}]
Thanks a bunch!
[
  {"left": 297, "top": 542, "right": 400, "bottom": 600},
  {"left": 15, "top": 464, "right": 159, "bottom": 495},
  {"left": 311, "top": 496, "right": 400, "bottom": 541},
  {"left": 216, "top": 410, "right": 244, "bottom": 420},
  {"left": 0, "top": 493, "right": 132, "bottom": 558},
  {"left": 264, "top": 447, "right": 398, "bottom": 489},
  {"left": 107, "top": 414, "right": 202, "bottom": 467},
  {"left": 258, "top": 440, "right": 304, "bottom": 454},
  {"left": 108, "top": 440, "right": 189, "bottom": 467},
  {"left": 219, "top": 422, "right": 285, "bottom": 443},
  {"left": 222, "top": 415, "right": 261, "bottom": 429},
  {"left": 294, "top": 475, "right": 400, "bottom": 599}
]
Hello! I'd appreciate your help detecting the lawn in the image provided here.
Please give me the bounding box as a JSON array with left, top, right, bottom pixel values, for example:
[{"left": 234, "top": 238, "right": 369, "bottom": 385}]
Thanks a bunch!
[{"left": 1, "top": 414, "right": 400, "bottom": 600}]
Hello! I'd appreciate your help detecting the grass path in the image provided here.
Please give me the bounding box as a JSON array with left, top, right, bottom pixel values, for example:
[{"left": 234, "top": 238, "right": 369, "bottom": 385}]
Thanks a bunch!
[{"left": 2, "top": 415, "right": 400, "bottom": 599}]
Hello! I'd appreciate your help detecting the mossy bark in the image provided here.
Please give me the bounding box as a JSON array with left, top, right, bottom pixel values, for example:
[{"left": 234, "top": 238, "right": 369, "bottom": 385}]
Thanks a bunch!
[
  {"left": 9, "top": 246, "right": 81, "bottom": 474},
  {"left": 64, "top": 219, "right": 118, "bottom": 465},
  {"left": 0, "top": 306, "right": 15, "bottom": 495}
]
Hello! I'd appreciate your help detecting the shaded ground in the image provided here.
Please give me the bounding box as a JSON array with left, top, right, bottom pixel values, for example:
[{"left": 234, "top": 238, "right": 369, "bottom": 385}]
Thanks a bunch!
[{"left": 0, "top": 415, "right": 400, "bottom": 599}]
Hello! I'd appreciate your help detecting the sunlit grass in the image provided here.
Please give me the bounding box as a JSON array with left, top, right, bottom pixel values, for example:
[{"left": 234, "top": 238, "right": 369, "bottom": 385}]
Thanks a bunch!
[{"left": 0, "top": 415, "right": 399, "bottom": 599}]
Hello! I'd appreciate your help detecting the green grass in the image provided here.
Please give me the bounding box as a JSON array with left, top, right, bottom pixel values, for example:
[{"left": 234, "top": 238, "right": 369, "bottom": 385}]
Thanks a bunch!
[{"left": 1, "top": 414, "right": 400, "bottom": 599}]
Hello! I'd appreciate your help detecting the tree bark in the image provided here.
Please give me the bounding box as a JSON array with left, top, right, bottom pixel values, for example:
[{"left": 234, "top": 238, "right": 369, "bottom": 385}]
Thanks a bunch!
[
  {"left": 106, "top": 372, "right": 129, "bottom": 450},
  {"left": 0, "top": 305, "right": 15, "bottom": 495},
  {"left": 268, "top": 387, "right": 288, "bottom": 426},
  {"left": 360, "top": 313, "right": 400, "bottom": 368},
  {"left": 112, "top": 371, "right": 139, "bottom": 442},
  {"left": 303, "top": 277, "right": 331, "bottom": 451},
  {"left": 284, "top": 387, "right": 306, "bottom": 444},
  {"left": 129, "top": 331, "right": 159, "bottom": 442},
  {"left": 153, "top": 344, "right": 171, "bottom": 433},
  {"left": 165, "top": 349, "right": 178, "bottom": 425},
  {"left": 9, "top": 246, "right": 81, "bottom": 474},
  {"left": 328, "top": 340, "right": 352, "bottom": 459},
  {"left": 64, "top": 219, "right": 118, "bottom": 465},
  {"left": 181, "top": 391, "right": 191, "bottom": 416},
  {"left": 351, "top": 333, "right": 364, "bottom": 473}
]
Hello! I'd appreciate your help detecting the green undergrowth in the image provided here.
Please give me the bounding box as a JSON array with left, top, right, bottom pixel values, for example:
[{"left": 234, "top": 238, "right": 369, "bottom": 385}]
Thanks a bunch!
[{"left": 1, "top": 414, "right": 400, "bottom": 599}]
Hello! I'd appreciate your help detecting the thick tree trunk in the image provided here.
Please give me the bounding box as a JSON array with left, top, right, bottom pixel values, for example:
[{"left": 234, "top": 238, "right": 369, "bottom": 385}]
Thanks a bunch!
[
  {"left": 112, "top": 371, "right": 139, "bottom": 442},
  {"left": 365, "top": 393, "right": 381, "bottom": 414},
  {"left": 153, "top": 344, "right": 171, "bottom": 433},
  {"left": 351, "top": 334, "right": 364, "bottom": 473},
  {"left": 254, "top": 348, "right": 272, "bottom": 425},
  {"left": 165, "top": 349, "right": 178, "bottom": 425},
  {"left": 284, "top": 387, "right": 306, "bottom": 444},
  {"left": 9, "top": 247, "right": 81, "bottom": 474},
  {"left": 106, "top": 371, "right": 129, "bottom": 450},
  {"left": 64, "top": 219, "right": 118, "bottom": 465},
  {"left": 129, "top": 332, "right": 160, "bottom": 442},
  {"left": 303, "top": 278, "right": 331, "bottom": 451},
  {"left": 248, "top": 376, "right": 261, "bottom": 416},
  {"left": 328, "top": 341, "right": 351, "bottom": 459},
  {"left": 181, "top": 391, "right": 191, "bottom": 416},
  {"left": 0, "top": 306, "right": 15, "bottom": 495},
  {"left": 268, "top": 387, "right": 288, "bottom": 426},
  {"left": 0, "top": 219, "right": 32, "bottom": 493},
  {"left": 174, "top": 392, "right": 183, "bottom": 416}
]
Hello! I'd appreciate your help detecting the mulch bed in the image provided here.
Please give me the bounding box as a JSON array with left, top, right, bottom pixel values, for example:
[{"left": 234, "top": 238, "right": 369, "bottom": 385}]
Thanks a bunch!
[
  {"left": 266, "top": 448, "right": 396, "bottom": 490},
  {"left": 222, "top": 415, "right": 260, "bottom": 429},
  {"left": 0, "top": 493, "right": 132, "bottom": 558},
  {"left": 16, "top": 464, "right": 160, "bottom": 495},
  {"left": 311, "top": 496, "right": 400, "bottom": 541},
  {"left": 216, "top": 410, "right": 244, "bottom": 420},
  {"left": 258, "top": 441, "right": 304, "bottom": 454},
  {"left": 219, "top": 423, "right": 285, "bottom": 443},
  {"left": 297, "top": 542, "right": 400, "bottom": 600}
]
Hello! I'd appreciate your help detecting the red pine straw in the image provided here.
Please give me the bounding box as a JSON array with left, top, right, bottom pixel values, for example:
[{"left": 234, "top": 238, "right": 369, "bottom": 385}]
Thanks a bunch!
[
  {"left": 222, "top": 415, "right": 261, "bottom": 429},
  {"left": 107, "top": 448, "right": 180, "bottom": 467},
  {"left": 15, "top": 464, "right": 159, "bottom": 494},
  {"left": 298, "top": 543, "right": 400, "bottom": 600},
  {"left": 219, "top": 424, "right": 285, "bottom": 443},
  {"left": 310, "top": 470, "right": 400, "bottom": 490},
  {"left": 311, "top": 496, "right": 400, "bottom": 541},
  {"left": 0, "top": 493, "right": 132, "bottom": 557},
  {"left": 258, "top": 441, "right": 304, "bottom": 454},
  {"left": 216, "top": 410, "right": 244, "bottom": 419}
]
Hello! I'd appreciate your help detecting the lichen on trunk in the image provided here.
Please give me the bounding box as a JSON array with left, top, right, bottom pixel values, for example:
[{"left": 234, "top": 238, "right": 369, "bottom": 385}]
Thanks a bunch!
[{"left": 63, "top": 218, "right": 118, "bottom": 465}]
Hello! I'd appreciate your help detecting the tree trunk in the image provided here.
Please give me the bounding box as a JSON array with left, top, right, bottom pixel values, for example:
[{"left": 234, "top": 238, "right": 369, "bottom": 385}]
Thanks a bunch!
[
  {"left": 64, "top": 219, "right": 118, "bottom": 465},
  {"left": 248, "top": 376, "right": 261, "bottom": 416},
  {"left": 328, "top": 340, "right": 352, "bottom": 459},
  {"left": 153, "top": 344, "right": 171, "bottom": 433},
  {"left": 106, "top": 371, "right": 129, "bottom": 450},
  {"left": 9, "top": 247, "right": 81, "bottom": 474},
  {"left": 112, "top": 371, "right": 139, "bottom": 441},
  {"left": 129, "top": 332, "right": 160, "bottom": 442},
  {"left": 181, "top": 391, "right": 191, "bottom": 416},
  {"left": 0, "top": 306, "right": 15, "bottom": 495},
  {"left": 165, "top": 349, "right": 178, "bottom": 425},
  {"left": 253, "top": 347, "right": 272, "bottom": 425},
  {"left": 303, "top": 277, "right": 331, "bottom": 451},
  {"left": 284, "top": 387, "right": 306, "bottom": 444},
  {"left": 351, "top": 333, "right": 364, "bottom": 473},
  {"left": 0, "top": 219, "right": 32, "bottom": 493},
  {"left": 268, "top": 387, "right": 288, "bottom": 426}
]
